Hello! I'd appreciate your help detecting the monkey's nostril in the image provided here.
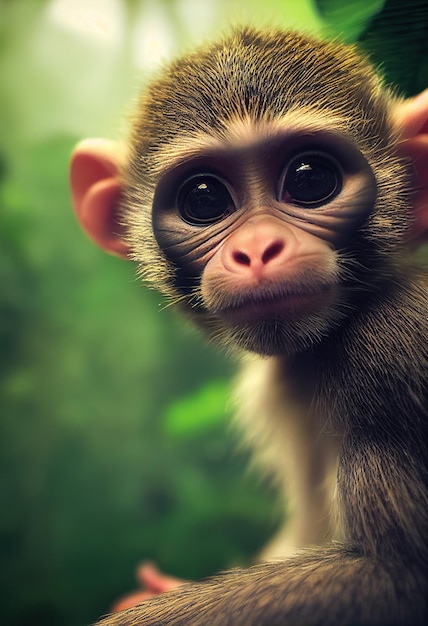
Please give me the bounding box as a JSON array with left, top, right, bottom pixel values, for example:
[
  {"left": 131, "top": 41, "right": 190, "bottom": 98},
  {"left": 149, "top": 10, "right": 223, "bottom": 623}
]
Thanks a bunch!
[
  {"left": 262, "top": 241, "right": 284, "bottom": 264},
  {"left": 233, "top": 251, "right": 251, "bottom": 266}
]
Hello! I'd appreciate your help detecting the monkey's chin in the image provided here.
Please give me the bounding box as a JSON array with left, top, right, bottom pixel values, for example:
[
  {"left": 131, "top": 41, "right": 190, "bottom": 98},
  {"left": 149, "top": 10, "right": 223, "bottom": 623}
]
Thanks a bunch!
[{"left": 206, "top": 294, "right": 346, "bottom": 356}]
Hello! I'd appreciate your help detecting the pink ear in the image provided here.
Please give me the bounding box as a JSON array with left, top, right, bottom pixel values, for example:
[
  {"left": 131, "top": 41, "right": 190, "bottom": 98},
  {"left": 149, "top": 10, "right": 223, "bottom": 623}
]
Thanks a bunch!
[
  {"left": 70, "top": 139, "right": 130, "bottom": 258},
  {"left": 394, "top": 90, "right": 428, "bottom": 244}
]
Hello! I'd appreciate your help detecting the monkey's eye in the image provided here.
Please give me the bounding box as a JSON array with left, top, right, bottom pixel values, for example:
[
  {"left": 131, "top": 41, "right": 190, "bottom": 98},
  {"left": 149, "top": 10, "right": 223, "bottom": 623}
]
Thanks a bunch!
[
  {"left": 279, "top": 153, "right": 341, "bottom": 207},
  {"left": 177, "top": 174, "right": 235, "bottom": 225}
]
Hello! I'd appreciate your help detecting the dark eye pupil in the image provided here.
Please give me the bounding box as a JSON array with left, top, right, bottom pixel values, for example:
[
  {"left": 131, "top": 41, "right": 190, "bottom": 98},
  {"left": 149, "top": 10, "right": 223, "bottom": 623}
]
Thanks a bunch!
[
  {"left": 178, "top": 175, "right": 233, "bottom": 225},
  {"left": 283, "top": 155, "right": 341, "bottom": 206}
]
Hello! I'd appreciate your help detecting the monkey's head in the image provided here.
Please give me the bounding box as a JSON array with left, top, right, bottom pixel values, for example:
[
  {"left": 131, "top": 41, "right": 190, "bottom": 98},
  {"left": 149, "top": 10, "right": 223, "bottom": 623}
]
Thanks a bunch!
[{"left": 70, "top": 28, "right": 428, "bottom": 357}]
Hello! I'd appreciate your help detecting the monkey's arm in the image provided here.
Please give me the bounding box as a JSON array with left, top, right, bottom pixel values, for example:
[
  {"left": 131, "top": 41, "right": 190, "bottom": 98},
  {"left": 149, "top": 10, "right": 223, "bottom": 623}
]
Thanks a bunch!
[{"left": 97, "top": 549, "right": 423, "bottom": 626}]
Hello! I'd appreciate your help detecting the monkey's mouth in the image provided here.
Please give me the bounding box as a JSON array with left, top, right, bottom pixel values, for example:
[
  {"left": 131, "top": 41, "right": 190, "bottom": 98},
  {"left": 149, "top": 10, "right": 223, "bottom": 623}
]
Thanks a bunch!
[{"left": 214, "top": 286, "right": 337, "bottom": 326}]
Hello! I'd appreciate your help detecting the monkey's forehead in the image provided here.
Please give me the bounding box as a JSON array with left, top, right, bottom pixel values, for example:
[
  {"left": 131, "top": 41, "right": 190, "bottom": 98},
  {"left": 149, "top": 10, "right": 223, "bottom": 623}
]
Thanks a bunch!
[
  {"left": 131, "top": 27, "right": 391, "bottom": 155},
  {"left": 146, "top": 111, "right": 356, "bottom": 180}
]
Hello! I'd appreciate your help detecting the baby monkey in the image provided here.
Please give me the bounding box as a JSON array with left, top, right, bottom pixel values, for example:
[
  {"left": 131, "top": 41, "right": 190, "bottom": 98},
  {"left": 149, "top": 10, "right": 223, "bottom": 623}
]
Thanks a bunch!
[{"left": 70, "top": 28, "right": 428, "bottom": 626}]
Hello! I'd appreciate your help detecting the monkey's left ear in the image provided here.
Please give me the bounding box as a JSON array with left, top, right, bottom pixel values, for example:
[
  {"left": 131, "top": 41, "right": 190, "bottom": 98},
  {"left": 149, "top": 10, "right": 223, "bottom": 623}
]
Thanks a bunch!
[
  {"left": 70, "top": 138, "right": 130, "bottom": 258},
  {"left": 394, "top": 90, "right": 428, "bottom": 243}
]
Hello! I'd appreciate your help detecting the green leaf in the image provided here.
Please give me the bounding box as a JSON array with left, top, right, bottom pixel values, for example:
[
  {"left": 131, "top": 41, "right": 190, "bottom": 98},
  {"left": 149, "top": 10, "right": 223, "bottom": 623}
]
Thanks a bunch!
[
  {"left": 164, "top": 380, "right": 230, "bottom": 437},
  {"left": 358, "top": 0, "right": 428, "bottom": 96},
  {"left": 315, "top": 0, "right": 428, "bottom": 95},
  {"left": 315, "top": 0, "right": 385, "bottom": 42}
]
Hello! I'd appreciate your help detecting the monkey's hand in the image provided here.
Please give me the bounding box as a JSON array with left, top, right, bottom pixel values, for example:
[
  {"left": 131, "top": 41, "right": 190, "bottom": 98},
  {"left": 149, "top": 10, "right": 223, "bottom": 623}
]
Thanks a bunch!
[{"left": 112, "top": 562, "right": 186, "bottom": 612}]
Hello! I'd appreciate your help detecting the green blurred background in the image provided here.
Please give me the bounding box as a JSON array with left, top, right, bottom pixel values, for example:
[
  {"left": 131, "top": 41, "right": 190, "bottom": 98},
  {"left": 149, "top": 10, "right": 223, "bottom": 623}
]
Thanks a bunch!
[{"left": 1, "top": 1, "right": 426, "bottom": 625}]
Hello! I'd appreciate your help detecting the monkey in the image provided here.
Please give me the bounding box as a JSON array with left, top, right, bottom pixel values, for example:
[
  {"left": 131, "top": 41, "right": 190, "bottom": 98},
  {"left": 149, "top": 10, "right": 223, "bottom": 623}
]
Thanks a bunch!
[{"left": 70, "top": 27, "right": 428, "bottom": 626}]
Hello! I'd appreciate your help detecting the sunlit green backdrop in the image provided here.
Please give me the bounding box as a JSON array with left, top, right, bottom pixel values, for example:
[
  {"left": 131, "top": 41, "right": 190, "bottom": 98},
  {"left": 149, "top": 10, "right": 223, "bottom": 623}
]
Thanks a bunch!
[{"left": 1, "top": 1, "right": 426, "bottom": 625}]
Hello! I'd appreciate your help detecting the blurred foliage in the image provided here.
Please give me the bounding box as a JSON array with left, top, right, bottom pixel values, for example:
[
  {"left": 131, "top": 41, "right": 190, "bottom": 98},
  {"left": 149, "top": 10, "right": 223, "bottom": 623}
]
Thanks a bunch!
[
  {"left": 316, "top": 0, "right": 385, "bottom": 42},
  {"left": 0, "top": 1, "right": 427, "bottom": 626},
  {"left": 164, "top": 380, "right": 230, "bottom": 436},
  {"left": 357, "top": 0, "right": 428, "bottom": 97},
  {"left": 316, "top": 0, "right": 428, "bottom": 96}
]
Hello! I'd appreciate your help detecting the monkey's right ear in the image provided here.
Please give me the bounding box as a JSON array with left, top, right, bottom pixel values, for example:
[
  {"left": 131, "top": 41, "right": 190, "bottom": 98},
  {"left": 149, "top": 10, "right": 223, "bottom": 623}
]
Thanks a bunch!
[
  {"left": 394, "top": 90, "right": 428, "bottom": 244},
  {"left": 70, "top": 138, "right": 130, "bottom": 258}
]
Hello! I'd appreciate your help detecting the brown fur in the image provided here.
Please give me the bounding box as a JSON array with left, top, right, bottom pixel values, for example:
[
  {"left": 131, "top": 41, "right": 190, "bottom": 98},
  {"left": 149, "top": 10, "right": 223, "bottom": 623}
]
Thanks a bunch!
[{"left": 98, "top": 28, "right": 428, "bottom": 625}]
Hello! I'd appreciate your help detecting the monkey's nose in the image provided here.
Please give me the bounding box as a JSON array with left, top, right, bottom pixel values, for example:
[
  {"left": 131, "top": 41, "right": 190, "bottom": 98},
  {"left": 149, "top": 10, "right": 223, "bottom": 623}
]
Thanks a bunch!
[
  {"left": 223, "top": 222, "right": 294, "bottom": 278},
  {"left": 232, "top": 240, "right": 285, "bottom": 268}
]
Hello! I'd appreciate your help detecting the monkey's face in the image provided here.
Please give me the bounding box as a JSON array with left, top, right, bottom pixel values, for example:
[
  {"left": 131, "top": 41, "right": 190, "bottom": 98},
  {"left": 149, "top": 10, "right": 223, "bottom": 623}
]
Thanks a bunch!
[
  {"left": 148, "top": 117, "right": 378, "bottom": 356},
  {"left": 123, "top": 29, "right": 410, "bottom": 357}
]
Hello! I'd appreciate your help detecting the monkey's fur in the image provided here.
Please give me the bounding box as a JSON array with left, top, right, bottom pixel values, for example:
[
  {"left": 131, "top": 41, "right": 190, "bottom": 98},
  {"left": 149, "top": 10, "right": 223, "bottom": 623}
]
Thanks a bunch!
[{"left": 99, "top": 28, "right": 428, "bottom": 625}]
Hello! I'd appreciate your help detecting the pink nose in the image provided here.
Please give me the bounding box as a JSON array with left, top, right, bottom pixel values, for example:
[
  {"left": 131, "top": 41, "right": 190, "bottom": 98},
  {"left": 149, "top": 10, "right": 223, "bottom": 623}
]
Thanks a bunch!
[
  {"left": 232, "top": 240, "right": 285, "bottom": 267},
  {"left": 221, "top": 221, "right": 294, "bottom": 278}
]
